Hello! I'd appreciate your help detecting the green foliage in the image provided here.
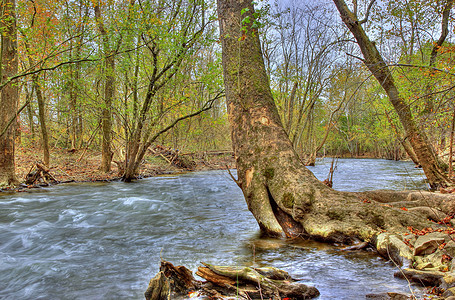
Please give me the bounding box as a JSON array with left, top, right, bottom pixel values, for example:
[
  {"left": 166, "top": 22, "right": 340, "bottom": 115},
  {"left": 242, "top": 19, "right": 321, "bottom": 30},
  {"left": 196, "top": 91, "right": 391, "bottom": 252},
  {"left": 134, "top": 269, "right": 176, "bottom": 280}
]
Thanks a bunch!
[
  {"left": 11, "top": 0, "right": 454, "bottom": 166},
  {"left": 240, "top": 1, "right": 270, "bottom": 38},
  {"left": 13, "top": 0, "right": 229, "bottom": 159}
]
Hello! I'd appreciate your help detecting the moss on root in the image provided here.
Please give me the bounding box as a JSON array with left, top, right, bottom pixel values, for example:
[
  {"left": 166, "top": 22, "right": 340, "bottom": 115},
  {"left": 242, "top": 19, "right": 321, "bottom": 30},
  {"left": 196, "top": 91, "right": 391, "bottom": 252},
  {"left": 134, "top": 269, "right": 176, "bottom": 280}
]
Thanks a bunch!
[
  {"left": 282, "top": 192, "right": 295, "bottom": 209},
  {"left": 263, "top": 168, "right": 275, "bottom": 180}
]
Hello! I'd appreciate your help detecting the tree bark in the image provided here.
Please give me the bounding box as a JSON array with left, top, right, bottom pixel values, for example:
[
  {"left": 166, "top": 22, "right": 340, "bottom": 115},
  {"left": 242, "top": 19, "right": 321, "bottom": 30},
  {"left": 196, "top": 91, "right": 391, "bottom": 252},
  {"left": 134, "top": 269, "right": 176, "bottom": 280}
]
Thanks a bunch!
[
  {"left": 216, "top": 0, "right": 445, "bottom": 243},
  {"left": 332, "top": 0, "right": 451, "bottom": 189},
  {"left": 94, "top": 2, "right": 114, "bottom": 172},
  {"left": 0, "top": 0, "right": 19, "bottom": 187},
  {"left": 32, "top": 75, "right": 50, "bottom": 166},
  {"left": 24, "top": 84, "right": 35, "bottom": 140},
  {"left": 100, "top": 54, "right": 114, "bottom": 172},
  {"left": 69, "top": 57, "right": 83, "bottom": 150}
]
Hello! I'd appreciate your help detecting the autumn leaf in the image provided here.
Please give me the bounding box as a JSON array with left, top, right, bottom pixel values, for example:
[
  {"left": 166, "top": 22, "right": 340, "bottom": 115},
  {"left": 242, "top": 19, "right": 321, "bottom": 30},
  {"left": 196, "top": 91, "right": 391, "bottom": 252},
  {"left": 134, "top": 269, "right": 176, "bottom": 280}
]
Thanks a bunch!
[{"left": 438, "top": 243, "right": 446, "bottom": 250}]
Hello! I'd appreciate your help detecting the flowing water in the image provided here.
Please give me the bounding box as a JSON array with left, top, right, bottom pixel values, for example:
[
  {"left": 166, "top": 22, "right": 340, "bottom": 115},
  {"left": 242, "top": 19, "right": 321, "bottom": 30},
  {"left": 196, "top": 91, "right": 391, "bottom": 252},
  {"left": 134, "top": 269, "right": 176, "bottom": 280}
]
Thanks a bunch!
[{"left": 0, "top": 158, "right": 427, "bottom": 300}]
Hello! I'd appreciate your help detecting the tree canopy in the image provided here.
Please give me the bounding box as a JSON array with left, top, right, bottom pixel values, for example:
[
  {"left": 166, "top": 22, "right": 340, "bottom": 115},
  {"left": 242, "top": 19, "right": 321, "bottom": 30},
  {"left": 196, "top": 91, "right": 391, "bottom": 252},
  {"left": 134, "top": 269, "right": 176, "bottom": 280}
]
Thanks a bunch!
[{"left": 0, "top": 0, "right": 453, "bottom": 187}]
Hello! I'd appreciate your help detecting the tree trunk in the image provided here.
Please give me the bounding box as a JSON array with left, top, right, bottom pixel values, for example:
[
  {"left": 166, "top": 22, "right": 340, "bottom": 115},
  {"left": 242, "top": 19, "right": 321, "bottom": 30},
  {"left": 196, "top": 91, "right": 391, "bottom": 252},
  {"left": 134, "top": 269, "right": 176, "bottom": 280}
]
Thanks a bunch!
[
  {"left": 69, "top": 59, "right": 83, "bottom": 150},
  {"left": 122, "top": 97, "right": 218, "bottom": 181},
  {"left": 32, "top": 75, "right": 50, "bottom": 166},
  {"left": 68, "top": 1, "right": 86, "bottom": 150},
  {"left": 68, "top": 60, "right": 77, "bottom": 149},
  {"left": 121, "top": 2, "right": 210, "bottom": 181},
  {"left": 217, "top": 0, "right": 440, "bottom": 243},
  {"left": 402, "top": 137, "right": 419, "bottom": 165},
  {"left": 100, "top": 55, "right": 114, "bottom": 172},
  {"left": 332, "top": 0, "right": 451, "bottom": 189},
  {"left": 385, "top": 110, "right": 420, "bottom": 165},
  {"left": 284, "top": 81, "right": 297, "bottom": 133},
  {"left": 24, "top": 35, "right": 49, "bottom": 166},
  {"left": 25, "top": 84, "right": 35, "bottom": 140},
  {"left": 94, "top": 2, "right": 114, "bottom": 172},
  {"left": 0, "top": 0, "right": 19, "bottom": 187},
  {"left": 420, "top": 0, "right": 453, "bottom": 172}
]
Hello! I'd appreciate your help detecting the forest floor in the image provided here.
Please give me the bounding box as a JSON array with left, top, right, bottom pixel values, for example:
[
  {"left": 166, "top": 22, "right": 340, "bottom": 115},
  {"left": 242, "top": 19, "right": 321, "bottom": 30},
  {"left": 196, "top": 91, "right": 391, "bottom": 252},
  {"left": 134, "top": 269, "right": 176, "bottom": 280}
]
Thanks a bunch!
[{"left": 12, "top": 146, "right": 236, "bottom": 189}]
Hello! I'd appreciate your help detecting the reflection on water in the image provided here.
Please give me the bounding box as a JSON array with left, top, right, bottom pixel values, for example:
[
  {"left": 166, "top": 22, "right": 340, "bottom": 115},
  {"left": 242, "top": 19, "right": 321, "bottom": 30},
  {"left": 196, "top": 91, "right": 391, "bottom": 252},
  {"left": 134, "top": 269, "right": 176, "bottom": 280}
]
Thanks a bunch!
[{"left": 0, "top": 159, "right": 426, "bottom": 299}]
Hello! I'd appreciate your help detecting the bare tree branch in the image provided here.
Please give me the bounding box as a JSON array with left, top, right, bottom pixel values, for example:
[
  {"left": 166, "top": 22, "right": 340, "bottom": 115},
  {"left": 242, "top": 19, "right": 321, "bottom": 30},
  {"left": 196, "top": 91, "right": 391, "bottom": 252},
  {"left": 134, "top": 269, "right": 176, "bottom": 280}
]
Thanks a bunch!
[
  {"left": 148, "top": 91, "right": 225, "bottom": 145},
  {"left": 345, "top": 52, "right": 365, "bottom": 62},
  {"left": 392, "top": 63, "right": 455, "bottom": 77},
  {"left": 430, "top": 0, "right": 454, "bottom": 66},
  {"left": 0, "top": 42, "right": 148, "bottom": 91},
  {"left": 359, "top": 0, "right": 377, "bottom": 24},
  {"left": 0, "top": 101, "right": 30, "bottom": 138}
]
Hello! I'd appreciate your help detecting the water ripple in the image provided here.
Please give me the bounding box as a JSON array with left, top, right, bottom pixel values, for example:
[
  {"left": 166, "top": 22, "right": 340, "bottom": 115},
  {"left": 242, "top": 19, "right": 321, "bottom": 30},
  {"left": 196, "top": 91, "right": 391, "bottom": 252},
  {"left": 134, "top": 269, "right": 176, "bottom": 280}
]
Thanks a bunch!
[{"left": 0, "top": 161, "right": 426, "bottom": 299}]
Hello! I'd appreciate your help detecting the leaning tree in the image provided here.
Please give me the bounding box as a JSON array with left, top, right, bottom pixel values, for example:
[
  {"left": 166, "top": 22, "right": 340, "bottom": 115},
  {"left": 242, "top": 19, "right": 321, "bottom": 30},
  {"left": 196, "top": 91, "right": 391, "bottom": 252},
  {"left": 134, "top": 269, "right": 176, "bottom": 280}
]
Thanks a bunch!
[
  {"left": 216, "top": 0, "right": 454, "bottom": 243},
  {"left": 331, "top": 0, "right": 453, "bottom": 189}
]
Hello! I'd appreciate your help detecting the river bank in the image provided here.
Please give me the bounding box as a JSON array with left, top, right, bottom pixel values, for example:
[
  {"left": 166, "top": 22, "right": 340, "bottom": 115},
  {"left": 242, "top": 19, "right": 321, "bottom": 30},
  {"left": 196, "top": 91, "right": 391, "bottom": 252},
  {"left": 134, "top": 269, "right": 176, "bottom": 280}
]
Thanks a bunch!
[
  {"left": 2, "top": 146, "right": 235, "bottom": 192},
  {"left": 7, "top": 145, "right": 434, "bottom": 193},
  {"left": 10, "top": 146, "right": 429, "bottom": 190}
]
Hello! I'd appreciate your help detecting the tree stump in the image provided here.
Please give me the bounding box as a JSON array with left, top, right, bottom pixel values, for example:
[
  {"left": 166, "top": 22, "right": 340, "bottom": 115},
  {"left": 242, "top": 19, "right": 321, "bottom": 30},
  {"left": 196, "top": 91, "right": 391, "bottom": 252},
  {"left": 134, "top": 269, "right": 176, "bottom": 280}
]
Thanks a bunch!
[
  {"left": 144, "top": 271, "right": 170, "bottom": 300},
  {"left": 145, "top": 261, "right": 200, "bottom": 300}
]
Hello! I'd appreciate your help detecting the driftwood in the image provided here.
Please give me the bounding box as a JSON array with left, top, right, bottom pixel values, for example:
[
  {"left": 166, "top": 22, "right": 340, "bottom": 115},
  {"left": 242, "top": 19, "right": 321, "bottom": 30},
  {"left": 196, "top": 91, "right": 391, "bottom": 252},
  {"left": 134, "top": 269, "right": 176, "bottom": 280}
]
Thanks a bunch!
[
  {"left": 25, "top": 163, "right": 58, "bottom": 186},
  {"left": 341, "top": 241, "right": 370, "bottom": 251},
  {"left": 182, "top": 150, "right": 234, "bottom": 157},
  {"left": 151, "top": 145, "right": 197, "bottom": 170},
  {"left": 145, "top": 260, "right": 319, "bottom": 300}
]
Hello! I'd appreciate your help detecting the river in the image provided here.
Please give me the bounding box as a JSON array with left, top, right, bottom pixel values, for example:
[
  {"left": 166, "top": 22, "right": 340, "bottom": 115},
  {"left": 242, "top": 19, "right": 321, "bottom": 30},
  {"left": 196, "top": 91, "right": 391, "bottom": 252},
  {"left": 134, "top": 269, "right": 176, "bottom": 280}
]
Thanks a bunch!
[{"left": 0, "top": 158, "right": 427, "bottom": 299}]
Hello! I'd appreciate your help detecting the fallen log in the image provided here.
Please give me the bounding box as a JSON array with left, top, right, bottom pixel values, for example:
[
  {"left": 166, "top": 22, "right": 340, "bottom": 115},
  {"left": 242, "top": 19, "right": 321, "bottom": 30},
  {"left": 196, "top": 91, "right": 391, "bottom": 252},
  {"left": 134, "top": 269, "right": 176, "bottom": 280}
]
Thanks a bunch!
[
  {"left": 145, "top": 260, "right": 319, "bottom": 300},
  {"left": 151, "top": 146, "right": 197, "bottom": 170},
  {"left": 181, "top": 150, "right": 234, "bottom": 157}
]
